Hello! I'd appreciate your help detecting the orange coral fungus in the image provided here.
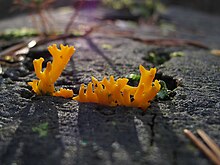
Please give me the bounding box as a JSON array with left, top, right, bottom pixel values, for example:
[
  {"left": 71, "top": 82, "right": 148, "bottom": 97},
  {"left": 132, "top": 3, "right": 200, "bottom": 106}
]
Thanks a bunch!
[
  {"left": 28, "top": 44, "right": 75, "bottom": 98},
  {"left": 73, "top": 65, "right": 161, "bottom": 110}
]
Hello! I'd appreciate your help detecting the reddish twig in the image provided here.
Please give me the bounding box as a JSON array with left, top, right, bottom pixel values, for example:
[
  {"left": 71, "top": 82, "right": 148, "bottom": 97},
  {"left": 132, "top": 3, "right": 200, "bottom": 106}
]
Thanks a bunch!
[
  {"left": 0, "top": 24, "right": 99, "bottom": 60},
  {"left": 197, "top": 129, "right": 220, "bottom": 159},
  {"left": 184, "top": 129, "right": 220, "bottom": 165}
]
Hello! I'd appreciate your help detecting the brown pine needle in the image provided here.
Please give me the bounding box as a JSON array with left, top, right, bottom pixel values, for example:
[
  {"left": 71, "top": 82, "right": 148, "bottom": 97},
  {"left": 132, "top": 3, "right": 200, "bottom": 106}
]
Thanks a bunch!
[
  {"left": 211, "top": 49, "right": 220, "bottom": 56},
  {"left": 197, "top": 129, "right": 220, "bottom": 159},
  {"left": 184, "top": 129, "right": 220, "bottom": 165}
]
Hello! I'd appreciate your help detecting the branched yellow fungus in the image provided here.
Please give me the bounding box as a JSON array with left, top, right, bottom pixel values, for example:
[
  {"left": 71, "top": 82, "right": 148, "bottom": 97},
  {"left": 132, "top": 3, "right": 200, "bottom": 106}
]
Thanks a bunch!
[
  {"left": 73, "top": 65, "right": 161, "bottom": 110},
  {"left": 53, "top": 88, "right": 74, "bottom": 98},
  {"left": 28, "top": 44, "right": 75, "bottom": 98}
]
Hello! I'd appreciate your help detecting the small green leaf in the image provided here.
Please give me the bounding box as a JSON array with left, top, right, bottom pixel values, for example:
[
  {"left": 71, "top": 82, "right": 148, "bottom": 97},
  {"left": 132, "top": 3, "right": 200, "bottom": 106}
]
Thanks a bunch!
[
  {"left": 170, "top": 51, "right": 185, "bottom": 57},
  {"left": 156, "top": 80, "right": 170, "bottom": 100},
  {"left": 127, "top": 73, "right": 141, "bottom": 81},
  {"left": 126, "top": 73, "right": 141, "bottom": 86},
  {"left": 32, "top": 122, "right": 48, "bottom": 137},
  {"left": 0, "top": 28, "right": 38, "bottom": 40},
  {"left": 101, "top": 44, "right": 113, "bottom": 50}
]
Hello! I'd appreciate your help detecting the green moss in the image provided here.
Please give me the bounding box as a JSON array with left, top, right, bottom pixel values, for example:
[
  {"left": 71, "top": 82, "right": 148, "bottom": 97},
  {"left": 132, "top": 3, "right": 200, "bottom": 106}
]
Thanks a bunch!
[
  {"left": 102, "top": 0, "right": 165, "bottom": 19},
  {"left": 143, "top": 52, "right": 170, "bottom": 65},
  {"left": 0, "top": 28, "right": 38, "bottom": 40},
  {"left": 143, "top": 50, "right": 185, "bottom": 65}
]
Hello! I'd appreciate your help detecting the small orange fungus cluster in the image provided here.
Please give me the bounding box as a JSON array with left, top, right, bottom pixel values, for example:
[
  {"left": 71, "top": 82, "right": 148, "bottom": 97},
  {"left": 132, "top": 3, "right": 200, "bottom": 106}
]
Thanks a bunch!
[
  {"left": 73, "top": 65, "right": 161, "bottom": 110},
  {"left": 29, "top": 44, "right": 161, "bottom": 110},
  {"left": 28, "top": 44, "right": 75, "bottom": 98}
]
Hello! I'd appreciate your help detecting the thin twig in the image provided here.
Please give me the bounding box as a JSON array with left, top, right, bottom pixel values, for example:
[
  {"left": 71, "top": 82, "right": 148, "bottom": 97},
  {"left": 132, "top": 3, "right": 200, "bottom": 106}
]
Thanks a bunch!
[
  {"left": 64, "top": 0, "right": 85, "bottom": 34},
  {"left": 38, "top": 9, "right": 50, "bottom": 34},
  {"left": 96, "top": 28, "right": 209, "bottom": 49},
  {"left": 44, "top": 9, "right": 58, "bottom": 34},
  {"left": 0, "top": 25, "right": 96, "bottom": 59},
  {"left": 0, "top": 42, "right": 30, "bottom": 57},
  {"left": 125, "top": 37, "right": 209, "bottom": 49},
  {"left": 184, "top": 129, "right": 220, "bottom": 165},
  {"left": 38, "top": 25, "right": 95, "bottom": 45},
  {"left": 0, "top": 37, "right": 40, "bottom": 57},
  {"left": 29, "top": 12, "right": 41, "bottom": 35},
  {"left": 197, "top": 129, "right": 220, "bottom": 159}
]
